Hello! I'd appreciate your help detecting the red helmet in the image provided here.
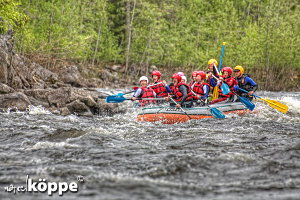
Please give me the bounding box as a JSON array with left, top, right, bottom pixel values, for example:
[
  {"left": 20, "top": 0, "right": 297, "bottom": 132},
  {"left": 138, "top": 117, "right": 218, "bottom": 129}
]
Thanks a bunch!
[
  {"left": 192, "top": 71, "right": 197, "bottom": 77},
  {"left": 172, "top": 73, "right": 182, "bottom": 83},
  {"left": 152, "top": 70, "right": 161, "bottom": 80},
  {"left": 222, "top": 67, "right": 233, "bottom": 76},
  {"left": 196, "top": 71, "right": 206, "bottom": 80}
]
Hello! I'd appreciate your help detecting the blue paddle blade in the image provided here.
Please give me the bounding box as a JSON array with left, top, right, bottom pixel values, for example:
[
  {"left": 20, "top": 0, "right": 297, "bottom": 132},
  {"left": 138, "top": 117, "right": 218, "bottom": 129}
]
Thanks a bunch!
[
  {"left": 209, "top": 107, "right": 225, "bottom": 118},
  {"left": 239, "top": 96, "right": 255, "bottom": 111},
  {"left": 221, "top": 82, "right": 230, "bottom": 95},
  {"left": 106, "top": 93, "right": 126, "bottom": 103}
]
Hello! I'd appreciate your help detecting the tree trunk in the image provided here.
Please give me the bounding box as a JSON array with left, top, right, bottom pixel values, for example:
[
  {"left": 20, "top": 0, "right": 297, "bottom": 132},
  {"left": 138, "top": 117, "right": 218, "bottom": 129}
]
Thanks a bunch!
[{"left": 125, "top": 0, "right": 136, "bottom": 74}]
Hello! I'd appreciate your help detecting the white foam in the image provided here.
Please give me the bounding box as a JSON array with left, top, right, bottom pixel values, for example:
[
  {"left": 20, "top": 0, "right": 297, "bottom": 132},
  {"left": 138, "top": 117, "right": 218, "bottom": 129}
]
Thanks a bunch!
[
  {"left": 32, "top": 141, "right": 79, "bottom": 149},
  {"left": 27, "top": 105, "right": 52, "bottom": 115},
  {"left": 281, "top": 96, "right": 300, "bottom": 113}
]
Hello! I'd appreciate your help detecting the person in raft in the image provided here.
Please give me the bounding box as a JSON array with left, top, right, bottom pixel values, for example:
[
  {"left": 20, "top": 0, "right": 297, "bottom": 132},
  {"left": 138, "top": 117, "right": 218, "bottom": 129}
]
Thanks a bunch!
[
  {"left": 181, "top": 76, "right": 187, "bottom": 83},
  {"left": 206, "top": 59, "right": 221, "bottom": 98},
  {"left": 190, "top": 71, "right": 197, "bottom": 86},
  {"left": 132, "top": 76, "right": 157, "bottom": 107},
  {"left": 209, "top": 67, "right": 238, "bottom": 104},
  {"left": 191, "top": 71, "right": 210, "bottom": 105},
  {"left": 149, "top": 70, "right": 171, "bottom": 98},
  {"left": 233, "top": 65, "right": 258, "bottom": 101},
  {"left": 166, "top": 73, "right": 194, "bottom": 108}
]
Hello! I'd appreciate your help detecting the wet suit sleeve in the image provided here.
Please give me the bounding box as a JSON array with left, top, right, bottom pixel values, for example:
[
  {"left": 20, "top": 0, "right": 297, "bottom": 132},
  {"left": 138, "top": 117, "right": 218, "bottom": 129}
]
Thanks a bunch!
[
  {"left": 245, "top": 77, "right": 258, "bottom": 92},
  {"left": 201, "top": 85, "right": 209, "bottom": 100},
  {"left": 133, "top": 88, "right": 142, "bottom": 98},
  {"left": 179, "top": 85, "right": 188, "bottom": 105},
  {"left": 165, "top": 84, "right": 171, "bottom": 93}
]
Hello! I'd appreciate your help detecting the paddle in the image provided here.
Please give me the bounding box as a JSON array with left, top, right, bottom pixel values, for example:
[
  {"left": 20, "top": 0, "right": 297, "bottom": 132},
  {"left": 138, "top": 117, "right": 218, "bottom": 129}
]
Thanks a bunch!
[
  {"left": 212, "top": 42, "right": 226, "bottom": 100},
  {"left": 133, "top": 82, "right": 161, "bottom": 90},
  {"left": 191, "top": 90, "right": 225, "bottom": 118},
  {"left": 232, "top": 91, "right": 255, "bottom": 111},
  {"left": 211, "top": 74, "right": 230, "bottom": 95},
  {"left": 169, "top": 97, "right": 192, "bottom": 120},
  {"left": 106, "top": 93, "right": 166, "bottom": 103},
  {"left": 238, "top": 88, "right": 288, "bottom": 113}
]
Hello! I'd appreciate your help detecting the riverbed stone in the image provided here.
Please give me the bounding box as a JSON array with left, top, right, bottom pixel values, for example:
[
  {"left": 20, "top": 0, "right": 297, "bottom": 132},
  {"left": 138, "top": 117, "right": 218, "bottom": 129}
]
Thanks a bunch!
[{"left": 0, "top": 92, "right": 31, "bottom": 111}]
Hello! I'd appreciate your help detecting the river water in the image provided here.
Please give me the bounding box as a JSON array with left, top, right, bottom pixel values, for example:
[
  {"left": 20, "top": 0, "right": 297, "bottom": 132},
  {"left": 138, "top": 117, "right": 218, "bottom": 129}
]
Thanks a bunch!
[{"left": 0, "top": 91, "right": 300, "bottom": 200}]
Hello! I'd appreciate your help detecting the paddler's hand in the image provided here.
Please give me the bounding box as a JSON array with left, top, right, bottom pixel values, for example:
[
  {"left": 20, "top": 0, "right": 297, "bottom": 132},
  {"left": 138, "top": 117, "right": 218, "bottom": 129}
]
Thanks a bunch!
[
  {"left": 196, "top": 94, "right": 201, "bottom": 99},
  {"left": 249, "top": 91, "right": 254, "bottom": 96},
  {"left": 162, "top": 80, "right": 167, "bottom": 86},
  {"left": 132, "top": 97, "right": 137, "bottom": 101},
  {"left": 164, "top": 96, "right": 170, "bottom": 101},
  {"left": 176, "top": 103, "right": 181, "bottom": 108},
  {"left": 219, "top": 77, "right": 224, "bottom": 81}
]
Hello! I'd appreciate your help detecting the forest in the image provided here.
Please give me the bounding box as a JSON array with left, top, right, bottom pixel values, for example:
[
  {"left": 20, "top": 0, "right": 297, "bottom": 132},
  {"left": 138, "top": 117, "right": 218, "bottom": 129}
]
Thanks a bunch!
[{"left": 1, "top": 0, "right": 300, "bottom": 86}]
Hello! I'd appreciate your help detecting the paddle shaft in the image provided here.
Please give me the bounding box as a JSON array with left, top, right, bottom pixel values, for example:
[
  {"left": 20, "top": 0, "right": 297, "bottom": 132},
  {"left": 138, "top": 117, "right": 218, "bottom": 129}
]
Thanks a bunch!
[
  {"left": 169, "top": 98, "right": 192, "bottom": 120},
  {"left": 218, "top": 42, "right": 226, "bottom": 73}
]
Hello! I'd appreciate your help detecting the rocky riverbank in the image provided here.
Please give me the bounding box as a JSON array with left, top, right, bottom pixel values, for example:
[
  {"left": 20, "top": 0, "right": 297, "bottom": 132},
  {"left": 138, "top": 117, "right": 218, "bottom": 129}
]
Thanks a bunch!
[{"left": 0, "top": 31, "right": 125, "bottom": 116}]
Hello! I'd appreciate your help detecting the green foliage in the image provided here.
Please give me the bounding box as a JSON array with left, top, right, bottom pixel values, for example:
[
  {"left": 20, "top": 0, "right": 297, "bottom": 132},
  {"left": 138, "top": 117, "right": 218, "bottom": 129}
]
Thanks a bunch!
[
  {"left": 11, "top": 0, "right": 300, "bottom": 69},
  {"left": 0, "top": 0, "right": 27, "bottom": 34}
]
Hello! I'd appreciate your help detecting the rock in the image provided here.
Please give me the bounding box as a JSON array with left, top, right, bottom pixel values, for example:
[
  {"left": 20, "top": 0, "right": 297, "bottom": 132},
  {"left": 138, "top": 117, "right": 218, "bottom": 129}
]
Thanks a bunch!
[
  {"left": 150, "top": 65, "right": 158, "bottom": 72},
  {"left": 66, "top": 100, "right": 92, "bottom": 116},
  {"left": 27, "top": 96, "right": 49, "bottom": 108},
  {"left": 59, "top": 107, "right": 71, "bottom": 116},
  {"left": 94, "top": 99, "right": 123, "bottom": 115},
  {"left": 0, "top": 83, "right": 15, "bottom": 94},
  {"left": 105, "top": 64, "right": 123, "bottom": 72},
  {"left": 99, "top": 70, "right": 118, "bottom": 84},
  {"left": 24, "top": 89, "right": 49, "bottom": 102},
  {"left": 0, "top": 64, "right": 8, "bottom": 83},
  {"left": 0, "top": 92, "right": 31, "bottom": 111},
  {"left": 59, "top": 65, "right": 86, "bottom": 87},
  {"left": 31, "top": 63, "right": 58, "bottom": 84},
  {"left": 48, "top": 87, "right": 71, "bottom": 108}
]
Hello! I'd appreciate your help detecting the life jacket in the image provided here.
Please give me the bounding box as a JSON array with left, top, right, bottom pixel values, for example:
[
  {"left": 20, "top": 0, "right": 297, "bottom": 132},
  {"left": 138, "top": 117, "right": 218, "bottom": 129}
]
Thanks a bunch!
[
  {"left": 219, "top": 77, "right": 238, "bottom": 98},
  {"left": 236, "top": 74, "right": 256, "bottom": 92},
  {"left": 139, "top": 87, "right": 156, "bottom": 106},
  {"left": 189, "top": 81, "right": 195, "bottom": 87},
  {"left": 173, "top": 83, "right": 194, "bottom": 102},
  {"left": 150, "top": 80, "right": 168, "bottom": 97},
  {"left": 193, "top": 82, "right": 210, "bottom": 96}
]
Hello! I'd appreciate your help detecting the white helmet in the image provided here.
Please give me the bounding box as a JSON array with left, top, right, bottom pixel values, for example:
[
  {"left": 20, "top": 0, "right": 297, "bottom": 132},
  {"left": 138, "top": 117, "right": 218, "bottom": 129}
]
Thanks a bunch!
[
  {"left": 139, "top": 76, "right": 148, "bottom": 83},
  {"left": 181, "top": 76, "right": 187, "bottom": 83}
]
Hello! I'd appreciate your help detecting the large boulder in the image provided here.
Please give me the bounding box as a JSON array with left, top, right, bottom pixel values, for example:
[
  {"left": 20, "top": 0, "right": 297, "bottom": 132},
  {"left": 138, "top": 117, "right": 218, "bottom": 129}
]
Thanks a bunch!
[
  {"left": 59, "top": 65, "right": 86, "bottom": 87},
  {"left": 66, "top": 100, "right": 92, "bottom": 116},
  {"left": 0, "top": 83, "right": 15, "bottom": 94},
  {"left": 0, "top": 92, "right": 31, "bottom": 111},
  {"left": 47, "top": 87, "right": 72, "bottom": 107}
]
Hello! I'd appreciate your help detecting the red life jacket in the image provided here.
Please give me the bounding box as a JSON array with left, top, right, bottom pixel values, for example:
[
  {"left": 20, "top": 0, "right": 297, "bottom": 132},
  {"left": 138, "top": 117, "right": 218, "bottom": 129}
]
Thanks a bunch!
[
  {"left": 150, "top": 80, "right": 168, "bottom": 97},
  {"left": 193, "top": 82, "right": 210, "bottom": 96},
  {"left": 139, "top": 87, "right": 156, "bottom": 106},
  {"left": 219, "top": 77, "right": 238, "bottom": 98},
  {"left": 189, "top": 81, "right": 195, "bottom": 87},
  {"left": 173, "top": 83, "right": 194, "bottom": 102}
]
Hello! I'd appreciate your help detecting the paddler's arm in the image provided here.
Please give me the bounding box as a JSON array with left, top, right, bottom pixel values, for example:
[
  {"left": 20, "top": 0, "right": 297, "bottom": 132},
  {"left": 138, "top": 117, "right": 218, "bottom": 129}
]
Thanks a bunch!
[
  {"left": 132, "top": 88, "right": 142, "bottom": 101},
  {"left": 245, "top": 77, "right": 258, "bottom": 95},
  {"left": 178, "top": 85, "right": 188, "bottom": 106},
  {"left": 162, "top": 80, "right": 171, "bottom": 93},
  {"left": 201, "top": 85, "right": 209, "bottom": 100}
]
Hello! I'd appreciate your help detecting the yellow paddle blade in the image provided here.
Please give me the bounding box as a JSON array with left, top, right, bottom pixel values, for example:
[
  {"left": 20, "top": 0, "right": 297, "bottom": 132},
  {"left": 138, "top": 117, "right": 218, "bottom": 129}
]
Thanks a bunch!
[
  {"left": 212, "top": 86, "right": 219, "bottom": 100},
  {"left": 260, "top": 98, "right": 288, "bottom": 113}
]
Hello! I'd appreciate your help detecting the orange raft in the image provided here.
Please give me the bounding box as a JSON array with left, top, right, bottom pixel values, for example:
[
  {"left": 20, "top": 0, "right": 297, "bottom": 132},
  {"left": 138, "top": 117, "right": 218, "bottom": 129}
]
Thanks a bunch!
[{"left": 137, "top": 102, "right": 251, "bottom": 124}]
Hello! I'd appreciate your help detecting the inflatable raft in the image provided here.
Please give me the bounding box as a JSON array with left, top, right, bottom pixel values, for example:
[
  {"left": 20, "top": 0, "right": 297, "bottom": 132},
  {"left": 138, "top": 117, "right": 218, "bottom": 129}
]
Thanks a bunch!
[{"left": 137, "top": 102, "right": 251, "bottom": 124}]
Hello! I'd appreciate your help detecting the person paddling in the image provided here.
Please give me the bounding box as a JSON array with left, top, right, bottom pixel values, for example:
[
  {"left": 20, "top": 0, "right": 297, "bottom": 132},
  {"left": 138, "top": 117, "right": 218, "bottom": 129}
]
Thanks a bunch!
[
  {"left": 233, "top": 66, "right": 258, "bottom": 101},
  {"left": 206, "top": 59, "right": 221, "bottom": 100},
  {"left": 149, "top": 70, "right": 171, "bottom": 97},
  {"left": 191, "top": 71, "right": 210, "bottom": 103},
  {"left": 166, "top": 73, "right": 194, "bottom": 108},
  {"left": 209, "top": 67, "right": 238, "bottom": 104},
  {"left": 132, "top": 76, "right": 157, "bottom": 107}
]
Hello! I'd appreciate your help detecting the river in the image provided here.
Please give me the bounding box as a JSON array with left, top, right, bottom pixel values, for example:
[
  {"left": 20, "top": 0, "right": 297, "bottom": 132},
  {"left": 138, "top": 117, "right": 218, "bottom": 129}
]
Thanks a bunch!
[{"left": 0, "top": 91, "right": 300, "bottom": 200}]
